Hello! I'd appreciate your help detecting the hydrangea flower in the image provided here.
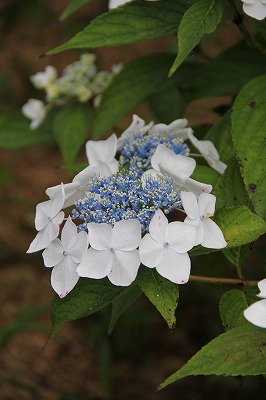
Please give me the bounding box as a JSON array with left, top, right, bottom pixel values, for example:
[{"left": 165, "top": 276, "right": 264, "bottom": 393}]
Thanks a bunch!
[
  {"left": 22, "top": 99, "right": 47, "bottom": 130},
  {"left": 188, "top": 131, "right": 227, "bottom": 174},
  {"left": 139, "top": 209, "right": 197, "bottom": 284},
  {"left": 241, "top": 0, "right": 266, "bottom": 20},
  {"left": 244, "top": 279, "right": 266, "bottom": 328},
  {"left": 150, "top": 118, "right": 193, "bottom": 141},
  {"left": 77, "top": 219, "right": 141, "bottom": 286},
  {"left": 181, "top": 191, "right": 227, "bottom": 249},
  {"left": 27, "top": 185, "right": 65, "bottom": 253},
  {"left": 143, "top": 144, "right": 212, "bottom": 195},
  {"left": 85, "top": 133, "right": 118, "bottom": 176},
  {"left": 30, "top": 66, "right": 57, "bottom": 89},
  {"left": 118, "top": 114, "right": 153, "bottom": 144},
  {"left": 42, "top": 217, "right": 88, "bottom": 297}
]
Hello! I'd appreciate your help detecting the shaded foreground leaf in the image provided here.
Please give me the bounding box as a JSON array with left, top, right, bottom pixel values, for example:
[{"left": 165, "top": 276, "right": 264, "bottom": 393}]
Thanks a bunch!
[
  {"left": 159, "top": 325, "right": 266, "bottom": 388},
  {"left": 48, "top": 0, "right": 191, "bottom": 55},
  {"left": 232, "top": 74, "right": 266, "bottom": 220},
  {"left": 170, "top": 0, "right": 223, "bottom": 75},
  {"left": 137, "top": 267, "right": 178, "bottom": 330}
]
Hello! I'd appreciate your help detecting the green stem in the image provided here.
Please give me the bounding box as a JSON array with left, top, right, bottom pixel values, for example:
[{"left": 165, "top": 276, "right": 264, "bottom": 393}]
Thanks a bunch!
[{"left": 190, "top": 275, "right": 258, "bottom": 286}]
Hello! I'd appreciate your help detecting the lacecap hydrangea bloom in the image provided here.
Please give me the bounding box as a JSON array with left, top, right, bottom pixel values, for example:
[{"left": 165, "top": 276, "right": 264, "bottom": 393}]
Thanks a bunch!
[
  {"left": 22, "top": 53, "right": 122, "bottom": 129},
  {"left": 27, "top": 115, "right": 227, "bottom": 297}
]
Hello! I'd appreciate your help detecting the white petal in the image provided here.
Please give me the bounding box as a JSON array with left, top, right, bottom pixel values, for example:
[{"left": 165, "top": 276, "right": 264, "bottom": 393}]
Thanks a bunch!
[
  {"left": 244, "top": 299, "right": 266, "bottom": 328},
  {"left": 206, "top": 157, "right": 227, "bottom": 174},
  {"left": 108, "top": 250, "right": 140, "bottom": 286},
  {"left": 46, "top": 182, "right": 81, "bottom": 209},
  {"left": 77, "top": 248, "right": 112, "bottom": 279},
  {"left": 61, "top": 217, "right": 78, "bottom": 250},
  {"left": 88, "top": 223, "right": 113, "bottom": 250},
  {"left": 95, "top": 160, "right": 118, "bottom": 177},
  {"left": 68, "top": 231, "right": 89, "bottom": 263},
  {"left": 112, "top": 219, "right": 141, "bottom": 250},
  {"left": 198, "top": 140, "right": 220, "bottom": 160},
  {"left": 148, "top": 209, "right": 168, "bottom": 243},
  {"left": 51, "top": 258, "right": 79, "bottom": 298},
  {"left": 198, "top": 193, "right": 216, "bottom": 218},
  {"left": 184, "top": 217, "right": 203, "bottom": 246},
  {"left": 51, "top": 212, "right": 65, "bottom": 239},
  {"left": 201, "top": 218, "right": 227, "bottom": 249},
  {"left": 86, "top": 134, "right": 117, "bottom": 165},
  {"left": 139, "top": 234, "right": 164, "bottom": 268},
  {"left": 35, "top": 200, "right": 53, "bottom": 231},
  {"left": 257, "top": 278, "right": 266, "bottom": 298},
  {"left": 51, "top": 184, "right": 65, "bottom": 216},
  {"left": 180, "top": 191, "right": 200, "bottom": 219},
  {"left": 109, "top": 0, "right": 131, "bottom": 8},
  {"left": 156, "top": 248, "right": 191, "bottom": 284},
  {"left": 30, "top": 66, "right": 57, "bottom": 89},
  {"left": 22, "top": 99, "right": 46, "bottom": 129},
  {"left": 243, "top": 1, "right": 266, "bottom": 20},
  {"left": 167, "top": 221, "right": 197, "bottom": 253},
  {"left": 183, "top": 178, "right": 212, "bottom": 195},
  {"left": 119, "top": 114, "right": 147, "bottom": 141},
  {"left": 42, "top": 238, "right": 64, "bottom": 267},
  {"left": 73, "top": 165, "right": 97, "bottom": 185},
  {"left": 27, "top": 224, "right": 54, "bottom": 253},
  {"left": 152, "top": 145, "right": 196, "bottom": 178}
]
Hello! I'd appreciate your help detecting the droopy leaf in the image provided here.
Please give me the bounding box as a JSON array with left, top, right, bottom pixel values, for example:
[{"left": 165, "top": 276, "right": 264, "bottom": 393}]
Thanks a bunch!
[
  {"left": 59, "top": 0, "right": 94, "bottom": 21},
  {"left": 47, "top": 0, "right": 191, "bottom": 55},
  {"left": 159, "top": 325, "right": 266, "bottom": 388},
  {"left": 53, "top": 103, "right": 92, "bottom": 165},
  {"left": 92, "top": 53, "right": 175, "bottom": 138},
  {"left": 170, "top": 0, "right": 223, "bottom": 75},
  {"left": 232, "top": 74, "right": 266, "bottom": 220},
  {"left": 51, "top": 278, "right": 123, "bottom": 335},
  {"left": 219, "top": 287, "right": 258, "bottom": 331},
  {"left": 137, "top": 267, "right": 178, "bottom": 330},
  {"left": 108, "top": 284, "right": 142, "bottom": 334}
]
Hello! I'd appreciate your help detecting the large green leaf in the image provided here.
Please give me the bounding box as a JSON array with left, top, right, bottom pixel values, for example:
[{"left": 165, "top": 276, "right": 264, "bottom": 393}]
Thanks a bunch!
[
  {"left": 92, "top": 53, "right": 175, "bottom": 138},
  {"left": 47, "top": 0, "right": 191, "bottom": 55},
  {"left": 59, "top": 0, "right": 94, "bottom": 21},
  {"left": 137, "top": 267, "right": 178, "bottom": 330},
  {"left": 51, "top": 278, "right": 122, "bottom": 334},
  {"left": 191, "top": 165, "right": 220, "bottom": 189},
  {"left": 204, "top": 111, "right": 234, "bottom": 163},
  {"left": 170, "top": 0, "right": 223, "bottom": 75},
  {"left": 149, "top": 88, "right": 185, "bottom": 124},
  {"left": 186, "top": 44, "right": 266, "bottom": 98},
  {"left": 53, "top": 103, "right": 92, "bottom": 165},
  {"left": 231, "top": 74, "right": 266, "bottom": 220},
  {"left": 0, "top": 111, "right": 55, "bottom": 149},
  {"left": 219, "top": 288, "right": 258, "bottom": 331},
  {"left": 159, "top": 325, "right": 266, "bottom": 388},
  {"left": 108, "top": 284, "right": 142, "bottom": 334}
]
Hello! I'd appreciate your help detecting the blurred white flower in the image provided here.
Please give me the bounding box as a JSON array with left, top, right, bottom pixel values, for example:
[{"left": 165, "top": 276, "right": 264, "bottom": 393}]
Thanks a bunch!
[
  {"left": 42, "top": 217, "right": 88, "bottom": 298},
  {"left": 244, "top": 279, "right": 266, "bottom": 328},
  {"left": 30, "top": 65, "right": 57, "bottom": 89},
  {"left": 181, "top": 191, "right": 227, "bottom": 249},
  {"left": 22, "top": 99, "right": 46, "bottom": 129},
  {"left": 188, "top": 131, "right": 227, "bottom": 174},
  {"left": 139, "top": 209, "right": 197, "bottom": 284},
  {"left": 77, "top": 219, "right": 141, "bottom": 286},
  {"left": 241, "top": 0, "right": 266, "bottom": 20}
]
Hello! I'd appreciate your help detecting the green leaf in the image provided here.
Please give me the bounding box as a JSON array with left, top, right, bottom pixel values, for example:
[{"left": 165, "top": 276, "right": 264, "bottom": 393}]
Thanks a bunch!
[
  {"left": 214, "top": 158, "right": 249, "bottom": 209},
  {"left": 51, "top": 278, "right": 122, "bottom": 335},
  {"left": 137, "top": 267, "right": 178, "bottom": 330},
  {"left": 108, "top": 285, "right": 142, "bottom": 335},
  {"left": 219, "top": 288, "right": 258, "bottom": 331},
  {"left": 47, "top": 0, "right": 192, "bottom": 55},
  {"left": 222, "top": 245, "right": 249, "bottom": 267},
  {"left": 191, "top": 165, "right": 220, "bottom": 188},
  {"left": 92, "top": 53, "right": 175, "bottom": 139},
  {"left": 0, "top": 111, "right": 55, "bottom": 149},
  {"left": 149, "top": 88, "right": 185, "bottom": 124},
  {"left": 214, "top": 206, "right": 265, "bottom": 247},
  {"left": 59, "top": 0, "right": 93, "bottom": 21},
  {"left": 170, "top": 0, "right": 223, "bottom": 75},
  {"left": 186, "top": 44, "right": 266, "bottom": 98},
  {"left": 232, "top": 74, "right": 266, "bottom": 220},
  {"left": 204, "top": 111, "right": 234, "bottom": 163},
  {"left": 159, "top": 325, "right": 266, "bottom": 388},
  {"left": 53, "top": 103, "right": 92, "bottom": 165}
]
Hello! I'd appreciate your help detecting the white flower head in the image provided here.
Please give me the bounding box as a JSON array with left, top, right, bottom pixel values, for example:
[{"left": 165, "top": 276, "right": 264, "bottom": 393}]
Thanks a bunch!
[
  {"left": 143, "top": 144, "right": 212, "bottom": 196},
  {"left": 30, "top": 65, "right": 57, "bottom": 89},
  {"left": 244, "top": 279, "right": 266, "bottom": 328},
  {"left": 22, "top": 99, "right": 46, "bottom": 130},
  {"left": 181, "top": 191, "right": 227, "bottom": 249},
  {"left": 77, "top": 219, "right": 141, "bottom": 286},
  {"left": 27, "top": 184, "right": 65, "bottom": 253},
  {"left": 85, "top": 133, "right": 119, "bottom": 177},
  {"left": 42, "top": 217, "right": 88, "bottom": 298},
  {"left": 150, "top": 118, "right": 193, "bottom": 141},
  {"left": 241, "top": 0, "right": 266, "bottom": 20},
  {"left": 188, "top": 131, "right": 227, "bottom": 174},
  {"left": 139, "top": 209, "right": 197, "bottom": 284},
  {"left": 118, "top": 114, "right": 153, "bottom": 144}
]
